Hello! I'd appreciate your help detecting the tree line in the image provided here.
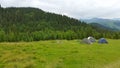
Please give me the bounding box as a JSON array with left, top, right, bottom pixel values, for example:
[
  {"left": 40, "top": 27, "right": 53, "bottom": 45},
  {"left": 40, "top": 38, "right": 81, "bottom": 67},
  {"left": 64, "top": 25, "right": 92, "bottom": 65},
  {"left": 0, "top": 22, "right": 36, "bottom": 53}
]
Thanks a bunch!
[{"left": 0, "top": 5, "right": 120, "bottom": 42}]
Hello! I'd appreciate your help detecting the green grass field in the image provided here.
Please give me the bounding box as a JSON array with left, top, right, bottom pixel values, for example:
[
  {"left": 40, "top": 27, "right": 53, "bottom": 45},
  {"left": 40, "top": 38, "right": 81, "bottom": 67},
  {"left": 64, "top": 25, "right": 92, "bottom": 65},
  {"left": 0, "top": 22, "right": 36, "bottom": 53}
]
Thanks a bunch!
[{"left": 0, "top": 39, "right": 120, "bottom": 68}]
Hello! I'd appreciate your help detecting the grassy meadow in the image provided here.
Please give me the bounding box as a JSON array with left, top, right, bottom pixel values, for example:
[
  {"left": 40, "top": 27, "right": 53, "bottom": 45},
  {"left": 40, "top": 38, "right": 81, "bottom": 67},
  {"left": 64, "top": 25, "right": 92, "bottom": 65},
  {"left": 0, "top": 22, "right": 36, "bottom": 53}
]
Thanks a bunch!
[{"left": 0, "top": 39, "right": 120, "bottom": 68}]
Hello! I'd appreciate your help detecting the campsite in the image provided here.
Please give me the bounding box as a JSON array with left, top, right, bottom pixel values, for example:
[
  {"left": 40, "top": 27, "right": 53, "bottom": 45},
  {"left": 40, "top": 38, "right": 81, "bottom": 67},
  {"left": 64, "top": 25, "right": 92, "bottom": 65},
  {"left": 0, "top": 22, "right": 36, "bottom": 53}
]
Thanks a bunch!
[
  {"left": 1, "top": 1, "right": 120, "bottom": 68},
  {"left": 0, "top": 39, "right": 120, "bottom": 68},
  {"left": 82, "top": 37, "right": 108, "bottom": 44}
]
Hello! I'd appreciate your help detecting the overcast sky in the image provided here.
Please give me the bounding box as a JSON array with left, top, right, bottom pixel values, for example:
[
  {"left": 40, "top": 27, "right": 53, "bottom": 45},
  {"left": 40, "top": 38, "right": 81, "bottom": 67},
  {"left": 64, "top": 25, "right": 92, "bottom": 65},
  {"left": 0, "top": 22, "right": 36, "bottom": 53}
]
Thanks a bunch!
[{"left": 1, "top": 0, "right": 120, "bottom": 19}]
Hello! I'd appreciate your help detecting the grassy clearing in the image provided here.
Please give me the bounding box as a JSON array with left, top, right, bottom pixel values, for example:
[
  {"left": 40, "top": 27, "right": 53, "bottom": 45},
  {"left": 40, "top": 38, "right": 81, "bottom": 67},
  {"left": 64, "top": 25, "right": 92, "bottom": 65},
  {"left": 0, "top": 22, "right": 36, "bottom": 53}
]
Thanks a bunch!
[{"left": 0, "top": 39, "right": 120, "bottom": 68}]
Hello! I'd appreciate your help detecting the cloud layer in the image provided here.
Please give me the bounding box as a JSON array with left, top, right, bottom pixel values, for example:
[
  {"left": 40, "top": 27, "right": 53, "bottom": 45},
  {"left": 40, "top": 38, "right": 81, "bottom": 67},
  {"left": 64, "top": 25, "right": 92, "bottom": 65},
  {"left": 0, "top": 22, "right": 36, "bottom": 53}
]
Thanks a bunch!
[{"left": 1, "top": 0, "right": 120, "bottom": 19}]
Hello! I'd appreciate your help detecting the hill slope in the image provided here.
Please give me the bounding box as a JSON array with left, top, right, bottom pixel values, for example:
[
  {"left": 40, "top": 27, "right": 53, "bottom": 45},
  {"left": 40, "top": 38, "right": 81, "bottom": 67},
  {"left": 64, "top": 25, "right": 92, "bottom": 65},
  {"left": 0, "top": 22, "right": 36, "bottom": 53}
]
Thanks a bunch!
[
  {"left": 90, "top": 23, "right": 118, "bottom": 31},
  {"left": 81, "top": 18, "right": 120, "bottom": 30},
  {"left": 0, "top": 7, "right": 120, "bottom": 41}
]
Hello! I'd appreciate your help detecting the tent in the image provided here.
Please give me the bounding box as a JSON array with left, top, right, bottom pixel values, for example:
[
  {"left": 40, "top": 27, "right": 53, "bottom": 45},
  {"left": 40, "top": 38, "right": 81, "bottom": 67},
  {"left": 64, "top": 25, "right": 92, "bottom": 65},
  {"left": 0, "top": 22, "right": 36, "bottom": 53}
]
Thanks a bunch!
[
  {"left": 98, "top": 38, "right": 108, "bottom": 44},
  {"left": 82, "top": 38, "right": 92, "bottom": 44},
  {"left": 88, "top": 36, "right": 96, "bottom": 43}
]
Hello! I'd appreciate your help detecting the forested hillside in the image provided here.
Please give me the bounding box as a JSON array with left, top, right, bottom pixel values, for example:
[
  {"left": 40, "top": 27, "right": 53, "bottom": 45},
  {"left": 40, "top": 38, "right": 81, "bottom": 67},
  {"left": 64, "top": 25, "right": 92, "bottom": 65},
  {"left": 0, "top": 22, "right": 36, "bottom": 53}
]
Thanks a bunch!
[{"left": 0, "top": 6, "right": 120, "bottom": 42}]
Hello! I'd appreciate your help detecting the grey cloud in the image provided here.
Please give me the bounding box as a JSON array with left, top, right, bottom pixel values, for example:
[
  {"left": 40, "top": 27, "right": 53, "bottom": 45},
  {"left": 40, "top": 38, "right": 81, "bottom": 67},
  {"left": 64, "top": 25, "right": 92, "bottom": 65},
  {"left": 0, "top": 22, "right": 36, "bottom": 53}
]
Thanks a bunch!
[{"left": 0, "top": 0, "right": 120, "bottom": 19}]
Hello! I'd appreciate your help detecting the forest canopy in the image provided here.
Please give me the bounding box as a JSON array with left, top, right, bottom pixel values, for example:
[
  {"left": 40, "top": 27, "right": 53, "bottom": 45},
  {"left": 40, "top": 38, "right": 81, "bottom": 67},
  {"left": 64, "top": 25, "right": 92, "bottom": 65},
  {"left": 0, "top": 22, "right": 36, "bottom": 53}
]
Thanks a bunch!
[{"left": 0, "top": 6, "right": 120, "bottom": 42}]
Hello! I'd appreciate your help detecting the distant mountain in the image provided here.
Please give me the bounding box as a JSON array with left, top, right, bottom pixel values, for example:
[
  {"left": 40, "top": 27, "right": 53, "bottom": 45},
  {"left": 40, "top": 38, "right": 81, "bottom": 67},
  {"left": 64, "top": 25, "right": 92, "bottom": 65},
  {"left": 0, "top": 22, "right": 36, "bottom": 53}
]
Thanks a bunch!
[
  {"left": 90, "top": 23, "right": 119, "bottom": 31},
  {"left": 112, "top": 18, "right": 120, "bottom": 21},
  {"left": 81, "top": 18, "right": 120, "bottom": 30}
]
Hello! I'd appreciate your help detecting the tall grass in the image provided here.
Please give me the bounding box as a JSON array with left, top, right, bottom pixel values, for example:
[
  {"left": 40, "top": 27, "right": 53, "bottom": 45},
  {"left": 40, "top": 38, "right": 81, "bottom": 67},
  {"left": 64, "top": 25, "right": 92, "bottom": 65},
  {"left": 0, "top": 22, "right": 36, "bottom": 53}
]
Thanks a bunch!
[{"left": 0, "top": 40, "right": 120, "bottom": 68}]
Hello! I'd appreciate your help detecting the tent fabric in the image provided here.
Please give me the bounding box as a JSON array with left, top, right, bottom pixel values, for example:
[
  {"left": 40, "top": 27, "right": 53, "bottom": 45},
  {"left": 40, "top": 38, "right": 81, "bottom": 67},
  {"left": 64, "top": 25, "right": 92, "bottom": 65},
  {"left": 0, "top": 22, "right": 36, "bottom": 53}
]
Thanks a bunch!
[
  {"left": 82, "top": 38, "right": 92, "bottom": 44},
  {"left": 98, "top": 38, "right": 108, "bottom": 44},
  {"left": 88, "top": 36, "right": 96, "bottom": 42}
]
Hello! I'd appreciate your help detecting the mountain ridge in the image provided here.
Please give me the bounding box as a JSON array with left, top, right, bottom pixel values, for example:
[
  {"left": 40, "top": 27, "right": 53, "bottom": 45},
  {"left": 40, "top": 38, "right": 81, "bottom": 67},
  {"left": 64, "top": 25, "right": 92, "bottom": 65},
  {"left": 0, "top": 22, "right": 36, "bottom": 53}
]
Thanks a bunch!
[{"left": 81, "top": 18, "right": 120, "bottom": 30}]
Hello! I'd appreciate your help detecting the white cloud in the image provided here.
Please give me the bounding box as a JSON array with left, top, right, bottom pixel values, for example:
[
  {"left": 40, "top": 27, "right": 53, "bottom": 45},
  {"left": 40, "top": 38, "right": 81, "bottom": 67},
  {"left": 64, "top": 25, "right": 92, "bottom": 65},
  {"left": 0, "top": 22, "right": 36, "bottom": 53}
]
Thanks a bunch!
[{"left": 1, "top": 0, "right": 120, "bottom": 19}]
